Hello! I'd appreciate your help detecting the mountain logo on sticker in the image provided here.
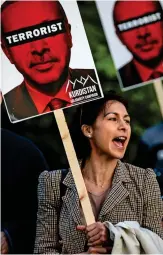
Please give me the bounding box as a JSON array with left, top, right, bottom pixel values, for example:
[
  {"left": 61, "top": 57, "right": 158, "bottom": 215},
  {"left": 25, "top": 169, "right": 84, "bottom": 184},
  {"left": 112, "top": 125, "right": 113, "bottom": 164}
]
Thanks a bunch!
[{"left": 66, "top": 75, "right": 98, "bottom": 92}]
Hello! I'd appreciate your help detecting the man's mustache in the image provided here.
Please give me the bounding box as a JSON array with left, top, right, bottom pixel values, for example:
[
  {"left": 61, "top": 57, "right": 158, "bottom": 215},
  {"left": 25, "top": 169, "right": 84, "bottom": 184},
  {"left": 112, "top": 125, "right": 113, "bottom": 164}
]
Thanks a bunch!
[
  {"left": 135, "top": 39, "right": 158, "bottom": 49},
  {"left": 29, "top": 56, "right": 59, "bottom": 68}
]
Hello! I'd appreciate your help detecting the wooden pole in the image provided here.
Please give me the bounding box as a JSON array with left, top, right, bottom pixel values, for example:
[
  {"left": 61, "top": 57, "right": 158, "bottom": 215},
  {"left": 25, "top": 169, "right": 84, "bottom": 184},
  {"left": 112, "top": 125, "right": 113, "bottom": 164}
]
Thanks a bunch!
[
  {"left": 153, "top": 79, "right": 163, "bottom": 118},
  {"left": 54, "top": 109, "right": 95, "bottom": 225}
]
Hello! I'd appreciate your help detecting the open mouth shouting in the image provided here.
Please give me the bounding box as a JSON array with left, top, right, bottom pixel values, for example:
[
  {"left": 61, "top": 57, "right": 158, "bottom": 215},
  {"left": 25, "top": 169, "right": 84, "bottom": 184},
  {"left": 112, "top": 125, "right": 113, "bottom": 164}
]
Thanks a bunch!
[{"left": 113, "top": 136, "right": 127, "bottom": 149}]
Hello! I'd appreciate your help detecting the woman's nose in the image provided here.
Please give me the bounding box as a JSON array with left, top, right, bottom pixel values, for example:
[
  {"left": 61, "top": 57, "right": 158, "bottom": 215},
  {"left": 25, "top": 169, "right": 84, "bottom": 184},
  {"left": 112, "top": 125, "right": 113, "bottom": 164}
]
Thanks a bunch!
[{"left": 118, "top": 119, "right": 127, "bottom": 130}]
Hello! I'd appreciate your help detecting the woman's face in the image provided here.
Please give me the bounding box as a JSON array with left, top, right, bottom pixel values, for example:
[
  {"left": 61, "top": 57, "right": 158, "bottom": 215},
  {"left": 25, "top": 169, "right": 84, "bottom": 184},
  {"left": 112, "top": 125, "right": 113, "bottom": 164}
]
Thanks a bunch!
[{"left": 89, "top": 100, "right": 131, "bottom": 159}]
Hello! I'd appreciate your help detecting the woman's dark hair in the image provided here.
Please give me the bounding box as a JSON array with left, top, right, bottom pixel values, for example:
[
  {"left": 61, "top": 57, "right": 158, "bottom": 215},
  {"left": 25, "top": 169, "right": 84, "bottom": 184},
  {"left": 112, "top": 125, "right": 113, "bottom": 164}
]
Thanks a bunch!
[{"left": 70, "top": 91, "right": 129, "bottom": 167}]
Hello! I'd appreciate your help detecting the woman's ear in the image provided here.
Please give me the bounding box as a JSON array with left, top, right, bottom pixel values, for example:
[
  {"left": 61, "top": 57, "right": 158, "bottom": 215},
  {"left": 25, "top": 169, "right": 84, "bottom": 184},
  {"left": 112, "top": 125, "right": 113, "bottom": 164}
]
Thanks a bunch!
[{"left": 81, "top": 124, "right": 93, "bottom": 139}]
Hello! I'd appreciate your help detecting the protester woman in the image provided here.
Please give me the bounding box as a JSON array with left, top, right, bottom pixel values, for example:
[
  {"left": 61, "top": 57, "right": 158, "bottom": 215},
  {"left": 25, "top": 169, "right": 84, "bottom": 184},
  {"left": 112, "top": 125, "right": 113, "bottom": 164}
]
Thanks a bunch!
[{"left": 34, "top": 92, "right": 163, "bottom": 254}]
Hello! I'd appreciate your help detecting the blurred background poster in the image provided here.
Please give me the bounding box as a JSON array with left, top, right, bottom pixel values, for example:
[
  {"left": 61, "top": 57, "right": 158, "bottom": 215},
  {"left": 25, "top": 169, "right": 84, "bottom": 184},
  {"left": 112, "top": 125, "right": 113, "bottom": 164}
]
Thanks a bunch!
[
  {"left": 96, "top": 0, "right": 163, "bottom": 197},
  {"left": 96, "top": 0, "right": 163, "bottom": 91}
]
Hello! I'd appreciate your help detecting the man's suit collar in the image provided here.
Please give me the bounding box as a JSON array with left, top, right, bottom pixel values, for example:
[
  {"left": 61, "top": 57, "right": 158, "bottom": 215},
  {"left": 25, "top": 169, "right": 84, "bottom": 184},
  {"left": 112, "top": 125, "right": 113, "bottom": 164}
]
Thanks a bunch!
[
  {"left": 5, "top": 81, "right": 38, "bottom": 121},
  {"left": 120, "top": 60, "right": 142, "bottom": 88}
]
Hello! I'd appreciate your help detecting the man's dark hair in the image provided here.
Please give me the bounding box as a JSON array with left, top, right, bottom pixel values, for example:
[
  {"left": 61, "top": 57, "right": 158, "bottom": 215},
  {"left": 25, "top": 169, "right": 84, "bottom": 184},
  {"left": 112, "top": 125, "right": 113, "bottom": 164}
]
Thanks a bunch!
[
  {"left": 113, "top": 0, "right": 163, "bottom": 28},
  {"left": 70, "top": 91, "right": 129, "bottom": 167},
  {"left": 1, "top": 0, "right": 68, "bottom": 34}
]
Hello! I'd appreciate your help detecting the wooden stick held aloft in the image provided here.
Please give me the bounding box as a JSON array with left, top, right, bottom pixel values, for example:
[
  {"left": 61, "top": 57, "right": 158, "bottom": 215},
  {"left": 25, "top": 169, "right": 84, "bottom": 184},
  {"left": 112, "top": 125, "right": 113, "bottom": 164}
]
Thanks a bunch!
[{"left": 54, "top": 109, "right": 95, "bottom": 225}]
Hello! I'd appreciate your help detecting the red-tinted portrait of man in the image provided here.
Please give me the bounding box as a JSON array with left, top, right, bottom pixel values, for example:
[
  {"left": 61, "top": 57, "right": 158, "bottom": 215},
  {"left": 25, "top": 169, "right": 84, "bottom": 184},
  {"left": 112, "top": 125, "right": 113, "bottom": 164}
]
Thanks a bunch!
[
  {"left": 1, "top": 1, "right": 102, "bottom": 122},
  {"left": 113, "top": 0, "right": 163, "bottom": 89}
]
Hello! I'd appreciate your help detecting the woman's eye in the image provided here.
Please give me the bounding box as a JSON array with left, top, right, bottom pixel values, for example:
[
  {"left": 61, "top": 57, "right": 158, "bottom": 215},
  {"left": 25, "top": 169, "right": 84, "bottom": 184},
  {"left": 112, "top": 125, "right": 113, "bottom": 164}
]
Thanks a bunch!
[
  {"left": 125, "top": 119, "right": 130, "bottom": 124},
  {"left": 109, "top": 118, "right": 117, "bottom": 121}
]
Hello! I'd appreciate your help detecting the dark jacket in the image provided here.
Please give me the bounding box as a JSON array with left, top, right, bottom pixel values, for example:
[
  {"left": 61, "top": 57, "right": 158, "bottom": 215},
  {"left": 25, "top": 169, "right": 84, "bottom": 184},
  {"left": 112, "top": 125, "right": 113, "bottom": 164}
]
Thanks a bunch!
[
  {"left": 119, "top": 60, "right": 142, "bottom": 88},
  {"left": 1, "top": 129, "right": 49, "bottom": 254},
  {"left": 134, "top": 122, "right": 163, "bottom": 198}
]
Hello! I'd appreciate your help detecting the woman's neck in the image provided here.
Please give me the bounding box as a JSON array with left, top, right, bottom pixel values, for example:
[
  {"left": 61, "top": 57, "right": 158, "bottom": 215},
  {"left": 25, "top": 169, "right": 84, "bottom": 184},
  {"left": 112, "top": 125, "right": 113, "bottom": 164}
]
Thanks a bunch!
[{"left": 82, "top": 153, "right": 118, "bottom": 188}]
